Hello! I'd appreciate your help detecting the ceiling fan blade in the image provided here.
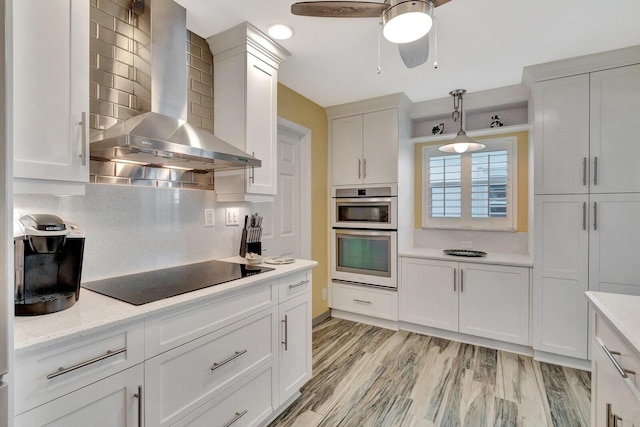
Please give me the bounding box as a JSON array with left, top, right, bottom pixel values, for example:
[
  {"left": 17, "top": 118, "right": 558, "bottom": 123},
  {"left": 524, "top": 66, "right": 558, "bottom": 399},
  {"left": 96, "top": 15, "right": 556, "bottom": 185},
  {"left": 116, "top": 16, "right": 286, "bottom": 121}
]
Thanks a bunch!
[
  {"left": 291, "top": 1, "right": 389, "bottom": 18},
  {"left": 432, "top": 0, "right": 452, "bottom": 7},
  {"left": 398, "top": 34, "right": 429, "bottom": 68}
]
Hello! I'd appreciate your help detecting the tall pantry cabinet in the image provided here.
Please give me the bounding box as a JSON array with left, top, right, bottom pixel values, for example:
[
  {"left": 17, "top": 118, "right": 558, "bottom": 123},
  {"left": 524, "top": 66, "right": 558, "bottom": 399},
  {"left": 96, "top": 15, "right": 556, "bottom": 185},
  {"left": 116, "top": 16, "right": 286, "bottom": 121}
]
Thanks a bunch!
[{"left": 532, "top": 61, "right": 640, "bottom": 361}]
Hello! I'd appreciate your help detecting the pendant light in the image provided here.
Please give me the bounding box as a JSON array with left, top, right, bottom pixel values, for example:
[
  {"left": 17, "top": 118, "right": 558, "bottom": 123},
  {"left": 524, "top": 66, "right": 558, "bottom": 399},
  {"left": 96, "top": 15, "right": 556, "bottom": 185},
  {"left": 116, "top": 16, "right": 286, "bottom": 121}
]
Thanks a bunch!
[
  {"left": 382, "top": 0, "right": 434, "bottom": 44},
  {"left": 439, "top": 89, "right": 485, "bottom": 153}
]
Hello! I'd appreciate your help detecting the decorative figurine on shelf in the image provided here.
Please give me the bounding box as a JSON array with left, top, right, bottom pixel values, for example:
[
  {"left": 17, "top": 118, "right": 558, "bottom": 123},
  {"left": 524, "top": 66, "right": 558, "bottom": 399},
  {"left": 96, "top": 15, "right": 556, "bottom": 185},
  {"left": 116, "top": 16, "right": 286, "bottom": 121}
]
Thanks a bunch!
[
  {"left": 490, "top": 115, "right": 504, "bottom": 128},
  {"left": 432, "top": 123, "right": 445, "bottom": 134}
]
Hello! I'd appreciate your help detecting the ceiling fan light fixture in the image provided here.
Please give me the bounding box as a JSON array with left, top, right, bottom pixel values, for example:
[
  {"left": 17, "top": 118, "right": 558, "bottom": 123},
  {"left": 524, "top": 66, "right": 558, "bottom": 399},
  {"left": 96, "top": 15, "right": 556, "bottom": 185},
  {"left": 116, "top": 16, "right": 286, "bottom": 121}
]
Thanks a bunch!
[
  {"left": 267, "top": 24, "right": 294, "bottom": 40},
  {"left": 382, "top": 1, "right": 433, "bottom": 44}
]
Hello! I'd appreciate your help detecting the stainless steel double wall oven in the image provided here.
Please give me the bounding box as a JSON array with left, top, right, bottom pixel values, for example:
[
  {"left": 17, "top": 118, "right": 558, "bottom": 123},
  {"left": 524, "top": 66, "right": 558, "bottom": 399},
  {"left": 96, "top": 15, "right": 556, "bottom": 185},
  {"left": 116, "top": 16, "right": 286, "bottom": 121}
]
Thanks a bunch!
[{"left": 331, "top": 185, "right": 398, "bottom": 288}]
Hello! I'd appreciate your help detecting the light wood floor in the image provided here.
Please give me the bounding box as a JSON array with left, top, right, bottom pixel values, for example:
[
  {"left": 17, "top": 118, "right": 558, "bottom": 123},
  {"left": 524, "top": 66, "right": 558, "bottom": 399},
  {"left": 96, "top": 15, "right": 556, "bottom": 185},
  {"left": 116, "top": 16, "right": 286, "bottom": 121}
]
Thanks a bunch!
[{"left": 269, "top": 318, "right": 591, "bottom": 427}]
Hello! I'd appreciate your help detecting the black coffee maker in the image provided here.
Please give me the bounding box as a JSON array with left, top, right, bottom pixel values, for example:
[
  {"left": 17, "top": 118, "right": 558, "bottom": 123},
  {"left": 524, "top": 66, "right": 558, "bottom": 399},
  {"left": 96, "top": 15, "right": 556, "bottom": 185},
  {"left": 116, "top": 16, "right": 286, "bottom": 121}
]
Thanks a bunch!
[{"left": 14, "top": 214, "right": 85, "bottom": 316}]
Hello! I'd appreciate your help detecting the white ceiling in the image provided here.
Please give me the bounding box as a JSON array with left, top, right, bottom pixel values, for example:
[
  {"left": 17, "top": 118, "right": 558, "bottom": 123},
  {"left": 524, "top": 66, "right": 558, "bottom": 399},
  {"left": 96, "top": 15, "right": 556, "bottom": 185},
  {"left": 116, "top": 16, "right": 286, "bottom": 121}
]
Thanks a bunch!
[{"left": 175, "top": 0, "right": 640, "bottom": 108}]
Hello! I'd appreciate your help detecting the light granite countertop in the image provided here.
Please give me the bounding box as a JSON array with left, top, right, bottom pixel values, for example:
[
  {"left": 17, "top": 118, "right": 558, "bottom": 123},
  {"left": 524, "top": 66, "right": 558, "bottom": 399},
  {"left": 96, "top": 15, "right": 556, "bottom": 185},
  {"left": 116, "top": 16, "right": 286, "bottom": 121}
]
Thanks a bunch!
[
  {"left": 14, "top": 257, "right": 317, "bottom": 355},
  {"left": 586, "top": 291, "right": 640, "bottom": 360},
  {"left": 399, "top": 247, "right": 532, "bottom": 267}
]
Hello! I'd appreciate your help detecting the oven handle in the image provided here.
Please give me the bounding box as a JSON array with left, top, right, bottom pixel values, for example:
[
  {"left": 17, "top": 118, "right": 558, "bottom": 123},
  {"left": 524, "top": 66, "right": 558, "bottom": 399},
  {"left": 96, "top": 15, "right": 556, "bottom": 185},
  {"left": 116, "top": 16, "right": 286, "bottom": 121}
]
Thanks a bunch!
[
  {"left": 333, "top": 197, "right": 394, "bottom": 204},
  {"left": 333, "top": 229, "right": 395, "bottom": 237}
]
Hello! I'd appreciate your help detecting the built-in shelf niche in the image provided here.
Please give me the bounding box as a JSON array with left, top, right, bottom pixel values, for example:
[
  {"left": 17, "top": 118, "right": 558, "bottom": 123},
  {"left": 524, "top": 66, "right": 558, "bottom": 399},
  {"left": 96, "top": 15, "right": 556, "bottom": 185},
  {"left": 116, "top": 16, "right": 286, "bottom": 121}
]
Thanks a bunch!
[{"left": 411, "top": 100, "right": 529, "bottom": 140}]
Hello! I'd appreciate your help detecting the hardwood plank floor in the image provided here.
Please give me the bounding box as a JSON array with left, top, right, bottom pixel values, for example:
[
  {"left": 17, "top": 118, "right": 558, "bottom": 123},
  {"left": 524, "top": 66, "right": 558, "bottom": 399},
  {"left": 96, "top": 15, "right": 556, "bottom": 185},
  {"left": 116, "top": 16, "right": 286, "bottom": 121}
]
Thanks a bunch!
[{"left": 269, "top": 318, "right": 591, "bottom": 427}]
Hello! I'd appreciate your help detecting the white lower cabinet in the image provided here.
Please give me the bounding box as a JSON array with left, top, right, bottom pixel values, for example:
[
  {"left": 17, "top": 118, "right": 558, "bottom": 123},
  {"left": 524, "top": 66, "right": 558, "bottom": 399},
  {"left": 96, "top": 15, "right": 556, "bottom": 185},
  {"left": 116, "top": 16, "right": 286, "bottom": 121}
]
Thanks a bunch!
[
  {"left": 330, "top": 281, "right": 399, "bottom": 321},
  {"left": 591, "top": 309, "right": 640, "bottom": 426},
  {"left": 15, "top": 365, "right": 143, "bottom": 427},
  {"left": 279, "top": 292, "right": 312, "bottom": 404},
  {"left": 400, "top": 257, "right": 530, "bottom": 346}
]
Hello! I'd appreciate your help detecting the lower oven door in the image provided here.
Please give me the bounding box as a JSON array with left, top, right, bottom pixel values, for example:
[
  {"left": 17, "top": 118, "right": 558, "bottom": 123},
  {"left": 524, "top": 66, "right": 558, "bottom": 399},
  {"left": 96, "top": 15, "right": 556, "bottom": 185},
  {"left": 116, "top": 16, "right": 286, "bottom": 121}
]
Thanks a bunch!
[{"left": 331, "top": 229, "right": 397, "bottom": 288}]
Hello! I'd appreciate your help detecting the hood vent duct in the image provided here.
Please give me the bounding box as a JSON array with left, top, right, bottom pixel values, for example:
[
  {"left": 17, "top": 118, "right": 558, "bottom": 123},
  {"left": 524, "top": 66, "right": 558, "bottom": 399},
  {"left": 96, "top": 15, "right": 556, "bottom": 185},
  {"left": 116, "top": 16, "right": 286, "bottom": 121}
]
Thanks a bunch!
[{"left": 89, "top": 0, "right": 260, "bottom": 174}]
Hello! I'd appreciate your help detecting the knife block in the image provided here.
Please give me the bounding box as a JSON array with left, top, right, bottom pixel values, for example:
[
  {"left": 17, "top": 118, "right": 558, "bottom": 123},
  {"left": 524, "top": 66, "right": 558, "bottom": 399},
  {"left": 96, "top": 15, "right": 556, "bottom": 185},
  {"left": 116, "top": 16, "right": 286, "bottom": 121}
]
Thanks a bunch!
[
  {"left": 246, "top": 242, "right": 262, "bottom": 256},
  {"left": 239, "top": 228, "right": 261, "bottom": 256}
]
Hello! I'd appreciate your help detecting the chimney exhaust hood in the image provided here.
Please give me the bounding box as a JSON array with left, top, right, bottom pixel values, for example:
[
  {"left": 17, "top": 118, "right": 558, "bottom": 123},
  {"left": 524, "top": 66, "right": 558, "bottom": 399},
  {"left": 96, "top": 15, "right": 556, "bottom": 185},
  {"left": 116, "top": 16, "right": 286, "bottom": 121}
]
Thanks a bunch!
[{"left": 89, "top": 0, "right": 260, "bottom": 171}]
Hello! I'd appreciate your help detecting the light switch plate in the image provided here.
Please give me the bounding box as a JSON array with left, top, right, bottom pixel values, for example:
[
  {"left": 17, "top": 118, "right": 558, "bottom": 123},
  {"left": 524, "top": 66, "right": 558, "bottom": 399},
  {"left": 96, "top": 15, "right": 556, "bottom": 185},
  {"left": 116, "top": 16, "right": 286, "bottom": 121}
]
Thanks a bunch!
[
  {"left": 225, "top": 208, "right": 240, "bottom": 226},
  {"left": 204, "top": 209, "right": 215, "bottom": 227}
]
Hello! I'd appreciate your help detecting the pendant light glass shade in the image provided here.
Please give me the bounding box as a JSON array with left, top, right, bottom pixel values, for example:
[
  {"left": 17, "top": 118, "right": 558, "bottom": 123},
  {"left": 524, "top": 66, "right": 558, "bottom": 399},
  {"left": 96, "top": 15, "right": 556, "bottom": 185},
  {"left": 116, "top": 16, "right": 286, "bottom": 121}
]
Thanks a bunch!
[
  {"left": 382, "top": 1, "right": 433, "bottom": 44},
  {"left": 439, "top": 89, "right": 485, "bottom": 153}
]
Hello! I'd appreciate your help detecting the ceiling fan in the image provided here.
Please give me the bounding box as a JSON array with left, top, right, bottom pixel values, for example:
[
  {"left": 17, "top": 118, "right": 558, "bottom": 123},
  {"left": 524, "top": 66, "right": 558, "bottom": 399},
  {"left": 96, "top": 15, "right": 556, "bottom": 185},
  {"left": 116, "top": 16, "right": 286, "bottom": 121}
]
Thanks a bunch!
[{"left": 291, "top": 0, "right": 452, "bottom": 68}]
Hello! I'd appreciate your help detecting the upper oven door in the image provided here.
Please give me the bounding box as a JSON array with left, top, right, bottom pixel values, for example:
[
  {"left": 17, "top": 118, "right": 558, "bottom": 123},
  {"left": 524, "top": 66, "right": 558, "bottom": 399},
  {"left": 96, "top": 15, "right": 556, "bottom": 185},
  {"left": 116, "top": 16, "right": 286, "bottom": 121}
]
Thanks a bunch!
[{"left": 332, "top": 197, "right": 397, "bottom": 229}]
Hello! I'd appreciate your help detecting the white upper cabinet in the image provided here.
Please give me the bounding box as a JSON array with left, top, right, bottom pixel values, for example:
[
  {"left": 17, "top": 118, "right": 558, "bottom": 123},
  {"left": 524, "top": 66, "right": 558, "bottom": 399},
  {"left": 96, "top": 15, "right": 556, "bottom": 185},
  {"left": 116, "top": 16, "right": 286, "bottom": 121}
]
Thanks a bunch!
[
  {"left": 590, "top": 64, "right": 640, "bottom": 194},
  {"left": 533, "top": 74, "right": 590, "bottom": 195},
  {"left": 331, "top": 108, "right": 398, "bottom": 186},
  {"left": 13, "top": 0, "right": 89, "bottom": 195},
  {"left": 208, "top": 23, "right": 289, "bottom": 202}
]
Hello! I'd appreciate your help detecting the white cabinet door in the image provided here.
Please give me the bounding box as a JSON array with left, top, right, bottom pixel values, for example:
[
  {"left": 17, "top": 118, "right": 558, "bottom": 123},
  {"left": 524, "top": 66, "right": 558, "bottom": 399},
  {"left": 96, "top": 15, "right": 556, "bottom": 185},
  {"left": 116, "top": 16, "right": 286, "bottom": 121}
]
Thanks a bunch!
[
  {"left": 246, "top": 53, "right": 277, "bottom": 195},
  {"left": 400, "top": 258, "right": 458, "bottom": 332},
  {"left": 533, "top": 74, "right": 590, "bottom": 195},
  {"left": 279, "top": 292, "right": 312, "bottom": 404},
  {"left": 13, "top": 0, "right": 89, "bottom": 194},
  {"left": 590, "top": 64, "right": 640, "bottom": 194},
  {"left": 363, "top": 109, "right": 398, "bottom": 185},
  {"left": 533, "top": 195, "right": 589, "bottom": 359},
  {"left": 590, "top": 193, "right": 640, "bottom": 296},
  {"left": 458, "top": 263, "right": 530, "bottom": 345},
  {"left": 15, "top": 365, "right": 142, "bottom": 427},
  {"left": 332, "top": 115, "right": 363, "bottom": 186}
]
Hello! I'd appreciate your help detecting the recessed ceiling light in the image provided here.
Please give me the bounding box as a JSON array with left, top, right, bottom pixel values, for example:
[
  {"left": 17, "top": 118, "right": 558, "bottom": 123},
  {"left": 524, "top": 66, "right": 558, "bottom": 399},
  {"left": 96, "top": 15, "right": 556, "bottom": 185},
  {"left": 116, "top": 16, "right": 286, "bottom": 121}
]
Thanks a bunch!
[{"left": 268, "top": 24, "right": 294, "bottom": 40}]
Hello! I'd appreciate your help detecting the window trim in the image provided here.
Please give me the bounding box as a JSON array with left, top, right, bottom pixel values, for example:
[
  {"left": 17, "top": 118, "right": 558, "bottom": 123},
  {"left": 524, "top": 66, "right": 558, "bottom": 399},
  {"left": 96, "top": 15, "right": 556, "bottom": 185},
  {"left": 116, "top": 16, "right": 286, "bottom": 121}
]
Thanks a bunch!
[{"left": 421, "top": 136, "right": 518, "bottom": 231}]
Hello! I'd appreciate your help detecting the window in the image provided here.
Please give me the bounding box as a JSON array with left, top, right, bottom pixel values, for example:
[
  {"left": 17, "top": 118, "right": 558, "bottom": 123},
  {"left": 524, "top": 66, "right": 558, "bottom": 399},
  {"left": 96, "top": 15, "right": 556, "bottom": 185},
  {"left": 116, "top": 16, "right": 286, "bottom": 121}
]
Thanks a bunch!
[{"left": 422, "top": 136, "right": 517, "bottom": 230}]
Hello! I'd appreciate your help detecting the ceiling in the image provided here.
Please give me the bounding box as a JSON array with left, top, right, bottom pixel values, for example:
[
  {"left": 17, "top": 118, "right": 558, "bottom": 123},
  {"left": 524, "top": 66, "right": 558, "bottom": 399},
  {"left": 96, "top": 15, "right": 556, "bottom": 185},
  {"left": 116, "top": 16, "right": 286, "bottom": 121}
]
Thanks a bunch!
[{"left": 175, "top": 0, "right": 640, "bottom": 108}]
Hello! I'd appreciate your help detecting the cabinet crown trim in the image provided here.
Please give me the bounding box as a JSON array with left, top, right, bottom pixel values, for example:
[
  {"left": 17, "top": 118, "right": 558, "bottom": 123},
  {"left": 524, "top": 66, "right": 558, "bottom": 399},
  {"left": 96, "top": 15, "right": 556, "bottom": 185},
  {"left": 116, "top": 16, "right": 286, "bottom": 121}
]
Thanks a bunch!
[{"left": 207, "top": 21, "right": 290, "bottom": 65}]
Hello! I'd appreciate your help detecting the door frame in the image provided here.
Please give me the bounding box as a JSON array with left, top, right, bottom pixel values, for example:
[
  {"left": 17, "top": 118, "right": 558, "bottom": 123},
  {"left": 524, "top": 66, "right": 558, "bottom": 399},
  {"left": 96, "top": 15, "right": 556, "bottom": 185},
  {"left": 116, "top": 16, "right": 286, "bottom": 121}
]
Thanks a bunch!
[{"left": 276, "top": 117, "right": 311, "bottom": 260}]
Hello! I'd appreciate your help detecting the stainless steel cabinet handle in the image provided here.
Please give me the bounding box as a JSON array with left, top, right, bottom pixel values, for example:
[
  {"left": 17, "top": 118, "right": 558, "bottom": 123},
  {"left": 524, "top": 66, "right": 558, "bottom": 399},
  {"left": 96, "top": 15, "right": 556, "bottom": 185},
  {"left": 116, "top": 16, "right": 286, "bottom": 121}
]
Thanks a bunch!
[
  {"left": 607, "top": 403, "right": 613, "bottom": 427},
  {"left": 460, "top": 269, "right": 464, "bottom": 293},
  {"left": 282, "top": 315, "right": 288, "bottom": 351},
  {"left": 602, "top": 344, "right": 628, "bottom": 378},
  {"left": 353, "top": 299, "right": 372, "bottom": 304},
  {"left": 453, "top": 269, "right": 456, "bottom": 292},
  {"left": 134, "top": 385, "right": 143, "bottom": 427},
  {"left": 289, "top": 279, "right": 310, "bottom": 290},
  {"left": 594, "top": 156, "right": 598, "bottom": 186},
  {"left": 582, "top": 202, "right": 586, "bottom": 231},
  {"left": 358, "top": 159, "right": 361, "bottom": 179},
  {"left": 210, "top": 349, "right": 248, "bottom": 371},
  {"left": 47, "top": 347, "right": 126, "bottom": 379},
  {"left": 582, "top": 157, "right": 587, "bottom": 186},
  {"left": 594, "top": 202, "right": 598, "bottom": 230},
  {"left": 223, "top": 410, "right": 248, "bottom": 427},
  {"left": 250, "top": 150, "right": 256, "bottom": 184},
  {"left": 363, "top": 158, "right": 367, "bottom": 179},
  {"left": 79, "top": 111, "right": 87, "bottom": 166}
]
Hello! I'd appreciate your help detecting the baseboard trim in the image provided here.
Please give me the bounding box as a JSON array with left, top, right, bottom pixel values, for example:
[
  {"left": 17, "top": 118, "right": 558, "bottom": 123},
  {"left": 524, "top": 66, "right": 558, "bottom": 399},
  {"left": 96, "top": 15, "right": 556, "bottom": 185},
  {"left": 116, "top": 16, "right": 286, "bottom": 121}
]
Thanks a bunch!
[
  {"left": 331, "top": 309, "right": 399, "bottom": 331},
  {"left": 534, "top": 350, "right": 591, "bottom": 371},
  {"left": 312, "top": 310, "right": 331, "bottom": 327}
]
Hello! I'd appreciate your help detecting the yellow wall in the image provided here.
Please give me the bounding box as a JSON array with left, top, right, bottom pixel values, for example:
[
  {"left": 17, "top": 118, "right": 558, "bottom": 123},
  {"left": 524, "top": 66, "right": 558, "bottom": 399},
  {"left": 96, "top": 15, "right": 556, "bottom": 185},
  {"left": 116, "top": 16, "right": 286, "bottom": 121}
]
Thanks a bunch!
[
  {"left": 277, "top": 83, "right": 329, "bottom": 319},
  {"left": 413, "top": 131, "right": 529, "bottom": 231}
]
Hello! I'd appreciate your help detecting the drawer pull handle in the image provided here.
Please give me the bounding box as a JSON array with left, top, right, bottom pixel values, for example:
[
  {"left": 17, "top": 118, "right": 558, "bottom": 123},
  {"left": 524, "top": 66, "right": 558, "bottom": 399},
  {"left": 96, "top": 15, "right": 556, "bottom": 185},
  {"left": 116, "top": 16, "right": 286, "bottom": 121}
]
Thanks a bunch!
[
  {"left": 210, "top": 349, "right": 248, "bottom": 372},
  {"left": 223, "top": 409, "right": 248, "bottom": 427},
  {"left": 79, "top": 111, "right": 87, "bottom": 166},
  {"left": 353, "top": 299, "right": 372, "bottom": 304},
  {"left": 46, "top": 347, "right": 127, "bottom": 380},
  {"left": 602, "top": 344, "right": 628, "bottom": 378},
  {"left": 134, "top": 385, "right": 143, "bottom": 427},
  {"left": 289, "top": 280, "right": 310, "bottom": 290}
]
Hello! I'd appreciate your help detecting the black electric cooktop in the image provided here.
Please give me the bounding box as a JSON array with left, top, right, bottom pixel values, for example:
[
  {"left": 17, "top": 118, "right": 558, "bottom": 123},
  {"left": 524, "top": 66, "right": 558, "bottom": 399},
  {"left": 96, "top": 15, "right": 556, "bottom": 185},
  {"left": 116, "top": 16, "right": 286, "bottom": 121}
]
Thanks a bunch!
[{"left": 82, "top": 260, "right": 275, "bottom": 305}]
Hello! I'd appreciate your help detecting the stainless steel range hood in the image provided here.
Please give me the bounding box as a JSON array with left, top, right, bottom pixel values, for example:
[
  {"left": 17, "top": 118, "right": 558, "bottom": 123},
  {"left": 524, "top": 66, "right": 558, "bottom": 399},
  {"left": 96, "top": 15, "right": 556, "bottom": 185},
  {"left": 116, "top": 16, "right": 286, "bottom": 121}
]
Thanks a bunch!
[{"left": 89, "top": 0, "right": 260, "bottom": 171}]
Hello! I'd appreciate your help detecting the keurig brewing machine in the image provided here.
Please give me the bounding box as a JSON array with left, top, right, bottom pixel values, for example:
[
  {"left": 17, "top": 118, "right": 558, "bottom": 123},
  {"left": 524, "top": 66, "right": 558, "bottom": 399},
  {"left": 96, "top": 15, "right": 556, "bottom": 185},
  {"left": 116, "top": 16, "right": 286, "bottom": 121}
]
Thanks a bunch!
[{"left": 14, "top": 214, "right": 85, "bottom": 316}]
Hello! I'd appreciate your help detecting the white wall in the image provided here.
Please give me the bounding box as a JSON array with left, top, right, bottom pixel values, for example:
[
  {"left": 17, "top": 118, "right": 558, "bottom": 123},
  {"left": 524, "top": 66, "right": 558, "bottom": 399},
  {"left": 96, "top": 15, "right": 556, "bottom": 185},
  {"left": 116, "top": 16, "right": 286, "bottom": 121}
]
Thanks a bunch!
[
  {"left": 413, "top": 229, "right": 528, "bottom": 254},
  {"left": 14, "top": 184, "right": 250, "bottom": 281}
]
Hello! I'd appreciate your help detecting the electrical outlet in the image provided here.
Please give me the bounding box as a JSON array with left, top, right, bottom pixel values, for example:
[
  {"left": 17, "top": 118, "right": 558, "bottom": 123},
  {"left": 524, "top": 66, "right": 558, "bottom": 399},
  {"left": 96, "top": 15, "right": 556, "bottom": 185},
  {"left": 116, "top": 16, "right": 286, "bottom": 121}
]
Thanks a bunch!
[
  {"left": 225, "top": 208, "right": 240, "bottom": 226},
  {"left": 461, "top": 241, "right": 473, "bottom": 249},
  {"left": 204, "top": 209, "right": 215, "bottom": 227},
  {"left": 322, "top": 288, "right": 327, "bottom": 301}
]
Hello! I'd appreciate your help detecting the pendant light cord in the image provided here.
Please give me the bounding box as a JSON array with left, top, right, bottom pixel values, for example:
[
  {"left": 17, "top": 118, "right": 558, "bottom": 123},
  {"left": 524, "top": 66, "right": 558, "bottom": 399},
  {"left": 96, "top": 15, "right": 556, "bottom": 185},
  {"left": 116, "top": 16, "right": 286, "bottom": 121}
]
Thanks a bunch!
[
  {"left": 377, "top": 21, "right": 382, "bottom": 74},
  {"left": 433, "top": 15, "right": 438, "bottom": 69}
]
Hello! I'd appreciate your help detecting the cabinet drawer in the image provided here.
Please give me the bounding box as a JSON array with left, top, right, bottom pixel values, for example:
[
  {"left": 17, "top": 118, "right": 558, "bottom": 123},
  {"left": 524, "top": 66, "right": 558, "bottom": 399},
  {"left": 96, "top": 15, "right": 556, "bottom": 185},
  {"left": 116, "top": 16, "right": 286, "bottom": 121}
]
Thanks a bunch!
[
  {"left": 145, "top": 307, "right": 278, "bottom": 426},
  {"left": 145, "top": 280, "right": 276, "bottom": 357},
  {"left": 172, "top": 362, "right": 276, "bottom": 427},
  {"left": 279, "top": 270, "right": 311, "bottom": 302},
  {"left": 595, "top": 311, "right": 640, "bottom": 394},
  {"left": 15, "top": 322, "right": 144, "bottom": 415},
  {"left": 331, "top": 281, "right": 398, "bottom": 320}
]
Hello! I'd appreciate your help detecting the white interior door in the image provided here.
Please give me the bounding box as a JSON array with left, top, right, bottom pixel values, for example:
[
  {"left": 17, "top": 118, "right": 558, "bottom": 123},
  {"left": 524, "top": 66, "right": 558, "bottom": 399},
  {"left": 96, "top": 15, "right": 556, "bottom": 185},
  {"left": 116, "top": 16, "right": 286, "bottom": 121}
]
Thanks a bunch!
[{"left": 255, "top": 120, "right": 311, "bottom": 259}]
